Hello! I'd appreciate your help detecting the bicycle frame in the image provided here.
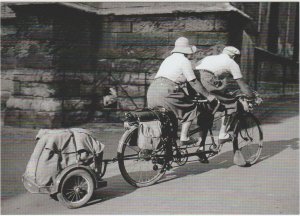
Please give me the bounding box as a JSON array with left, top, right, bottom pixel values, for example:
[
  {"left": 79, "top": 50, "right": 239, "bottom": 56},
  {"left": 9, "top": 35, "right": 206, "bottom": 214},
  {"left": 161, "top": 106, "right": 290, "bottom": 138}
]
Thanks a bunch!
[{"left": 168, "top": 97, "right": 249, "bottom": 162}]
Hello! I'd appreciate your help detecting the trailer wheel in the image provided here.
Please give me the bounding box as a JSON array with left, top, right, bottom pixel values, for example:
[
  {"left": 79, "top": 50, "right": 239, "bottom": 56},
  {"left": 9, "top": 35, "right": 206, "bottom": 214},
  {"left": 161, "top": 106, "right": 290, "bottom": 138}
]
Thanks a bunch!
[{"left": 57, "top": 169, "right": 94, "bottom": 209}]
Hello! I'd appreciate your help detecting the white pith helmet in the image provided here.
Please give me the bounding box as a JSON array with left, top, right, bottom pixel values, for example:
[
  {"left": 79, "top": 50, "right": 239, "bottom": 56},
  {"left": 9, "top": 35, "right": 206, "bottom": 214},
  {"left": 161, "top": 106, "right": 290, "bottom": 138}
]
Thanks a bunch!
[
  {"left": 171, "top": 37, "right": 197, "bottom": 55},
  {"left": 222, "top": 46, "right": 240, "bottom": 57}
]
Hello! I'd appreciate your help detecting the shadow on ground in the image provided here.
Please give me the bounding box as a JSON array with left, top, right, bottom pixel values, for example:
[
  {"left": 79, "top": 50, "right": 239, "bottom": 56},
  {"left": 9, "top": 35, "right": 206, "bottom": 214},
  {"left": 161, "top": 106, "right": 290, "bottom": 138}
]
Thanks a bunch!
[
  {"left": 1, "top": 94, "right": 298, "bottom": 207},
  {"left": 81, "top": 136, "right": 299, "bottom": 207}
]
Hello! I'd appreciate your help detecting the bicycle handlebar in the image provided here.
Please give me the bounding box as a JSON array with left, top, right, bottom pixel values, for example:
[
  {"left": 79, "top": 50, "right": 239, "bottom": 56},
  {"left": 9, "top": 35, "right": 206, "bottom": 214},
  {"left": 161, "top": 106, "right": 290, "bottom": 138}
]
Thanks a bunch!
[
  {"left": 191, "top": 98, "right": 221, "bottom": 115},
  {"left": 192, "top": 92, "right": 262, "bottom": 114}
]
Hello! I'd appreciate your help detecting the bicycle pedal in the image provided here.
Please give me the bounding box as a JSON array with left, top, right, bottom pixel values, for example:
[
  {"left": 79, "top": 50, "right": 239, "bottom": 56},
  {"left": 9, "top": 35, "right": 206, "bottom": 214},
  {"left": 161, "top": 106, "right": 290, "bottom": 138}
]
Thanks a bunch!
[
  {"left": 166, "top": 163, "right": 173, "bottom": 170},
  {"left": 196, "top": 150, "right": 209, "bottom": 163},
  {"left": 209, "top": 144, "right": 221, "bottom": 153}
]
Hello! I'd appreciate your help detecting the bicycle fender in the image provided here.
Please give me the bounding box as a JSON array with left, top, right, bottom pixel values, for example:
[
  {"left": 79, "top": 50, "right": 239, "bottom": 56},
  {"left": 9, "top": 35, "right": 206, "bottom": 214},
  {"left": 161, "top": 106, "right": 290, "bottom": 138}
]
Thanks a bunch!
[
  {"left": 117, "top": 126, "right": 138, "bottom": 153},
  {"left": 51, "top": 164, "right": 98, "bottom": 194}
]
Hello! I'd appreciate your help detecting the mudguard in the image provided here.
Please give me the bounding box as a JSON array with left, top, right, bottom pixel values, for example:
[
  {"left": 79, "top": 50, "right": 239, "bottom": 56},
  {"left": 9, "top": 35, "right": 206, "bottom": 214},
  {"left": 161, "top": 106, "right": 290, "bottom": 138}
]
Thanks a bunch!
[
  {"left": 117, "top": 126, "right": 138, "bottom": 153},
  {"left": 50, "top": 164, "right": 100, "bottom": 195}
]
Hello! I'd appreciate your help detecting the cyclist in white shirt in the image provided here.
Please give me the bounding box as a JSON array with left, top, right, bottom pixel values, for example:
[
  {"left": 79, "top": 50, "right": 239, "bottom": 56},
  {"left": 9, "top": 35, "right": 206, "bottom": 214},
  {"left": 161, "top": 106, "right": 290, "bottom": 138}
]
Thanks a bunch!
[
  {"left": 147, "top": 37, "right": 217, "bottom": 146},
  {"left": 195, "top": 46, "right": 254, "bottom": 150}
]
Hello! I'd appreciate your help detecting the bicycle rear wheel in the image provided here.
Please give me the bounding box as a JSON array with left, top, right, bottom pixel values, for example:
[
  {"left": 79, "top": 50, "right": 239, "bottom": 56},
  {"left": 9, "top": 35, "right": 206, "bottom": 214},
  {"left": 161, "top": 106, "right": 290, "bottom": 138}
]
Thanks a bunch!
[
  {"left": 233, "top": 112, "right": 263, "bottom": 166},
  {"left": 118, "top": 127, "right": 168, "bottom": 187}
]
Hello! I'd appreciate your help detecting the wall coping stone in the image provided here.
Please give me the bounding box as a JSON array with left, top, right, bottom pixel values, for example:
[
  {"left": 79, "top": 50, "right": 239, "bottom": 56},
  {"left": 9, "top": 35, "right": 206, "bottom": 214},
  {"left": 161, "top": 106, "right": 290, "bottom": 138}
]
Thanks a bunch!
[{"left": 6, "top": 2, "right": 251, "bottom": 20}]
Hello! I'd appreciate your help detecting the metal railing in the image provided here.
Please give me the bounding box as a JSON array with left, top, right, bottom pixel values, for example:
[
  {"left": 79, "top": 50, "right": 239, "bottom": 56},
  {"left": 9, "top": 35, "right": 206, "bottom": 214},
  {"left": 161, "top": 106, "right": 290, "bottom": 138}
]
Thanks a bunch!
[{"left": 253, "top": 47, "right": 299, "bottom": 94}]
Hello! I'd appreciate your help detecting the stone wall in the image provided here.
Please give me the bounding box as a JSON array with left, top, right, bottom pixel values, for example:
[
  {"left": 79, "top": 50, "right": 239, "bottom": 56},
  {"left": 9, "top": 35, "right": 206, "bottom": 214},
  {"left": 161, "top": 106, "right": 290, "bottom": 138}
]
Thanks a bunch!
[
  {"left": 2, "top": 3, "right": 246, "bottom": 128},
  {"left": 96, "top": 13, "right": 242, "bottom": 114},
  {"left": 1, "top": 14, "right": 17, "bottom": 111},
  {"left": 3, "top": 4, "right": 105, "bottom": 127}
]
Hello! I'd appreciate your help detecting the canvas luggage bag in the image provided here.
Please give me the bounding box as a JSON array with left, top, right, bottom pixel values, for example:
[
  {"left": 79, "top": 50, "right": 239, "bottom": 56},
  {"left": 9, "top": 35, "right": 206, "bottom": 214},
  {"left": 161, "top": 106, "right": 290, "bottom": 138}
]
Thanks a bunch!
[
  {"left": 22, "top": 128, "right": 104, "bottom": 193},
  {"left": 126, "top": 108, "right": 177, "bottom": 150},
  {"left": 137, "top": 120, "right": 162, "bottom": 150}
]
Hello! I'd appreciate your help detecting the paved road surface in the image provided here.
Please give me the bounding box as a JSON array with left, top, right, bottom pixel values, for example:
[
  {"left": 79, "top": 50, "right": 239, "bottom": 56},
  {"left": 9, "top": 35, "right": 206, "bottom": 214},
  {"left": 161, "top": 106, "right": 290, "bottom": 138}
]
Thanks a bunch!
[{"left": 1, "top": 97, "right": 299, "bottom": 214}]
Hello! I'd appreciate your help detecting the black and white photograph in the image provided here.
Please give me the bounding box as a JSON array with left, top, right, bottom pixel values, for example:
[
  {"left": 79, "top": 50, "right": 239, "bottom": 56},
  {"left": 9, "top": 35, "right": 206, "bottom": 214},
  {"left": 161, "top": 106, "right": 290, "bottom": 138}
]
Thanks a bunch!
[{"left": 1, "top": 1, "right": 299, "bottom": 214}]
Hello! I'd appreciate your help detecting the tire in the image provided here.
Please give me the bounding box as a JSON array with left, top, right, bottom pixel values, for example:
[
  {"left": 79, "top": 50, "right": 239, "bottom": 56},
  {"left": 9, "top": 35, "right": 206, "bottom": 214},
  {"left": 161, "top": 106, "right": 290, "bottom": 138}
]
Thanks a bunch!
[
  {"left": 233, "top": 112, "right": 263, "bottom": 167},
  {"left": 118, "top": 127, "right": 168, "bottom": 187},
  {"left": 57, "top": 169, "right": 94, "bottom": 209},
  {"left": 50, "top": 193, "right": 58, "bottom": 201}
]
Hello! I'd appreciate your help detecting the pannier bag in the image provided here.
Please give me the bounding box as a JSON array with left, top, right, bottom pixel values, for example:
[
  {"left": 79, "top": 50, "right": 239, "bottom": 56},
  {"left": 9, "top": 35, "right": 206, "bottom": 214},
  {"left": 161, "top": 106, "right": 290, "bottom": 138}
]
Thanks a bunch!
[
  {"left": 137, "top": 120, "right": 162, "bottom": 150},
  {"left": 125, "top": 107, "right": 178, "bottom": 150},
  {"left": 23, "top": 128, "right": 104, "bottom": 193}
]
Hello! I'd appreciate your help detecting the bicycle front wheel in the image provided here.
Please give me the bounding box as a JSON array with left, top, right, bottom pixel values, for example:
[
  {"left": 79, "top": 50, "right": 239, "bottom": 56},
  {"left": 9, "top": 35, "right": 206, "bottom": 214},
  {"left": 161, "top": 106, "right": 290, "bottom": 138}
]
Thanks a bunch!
[
  {"left": 233, "top": 112, "right": 263, "bottom": 166},
  {"left": 118, "top": 127, "right": 168, "bottom": 187}
]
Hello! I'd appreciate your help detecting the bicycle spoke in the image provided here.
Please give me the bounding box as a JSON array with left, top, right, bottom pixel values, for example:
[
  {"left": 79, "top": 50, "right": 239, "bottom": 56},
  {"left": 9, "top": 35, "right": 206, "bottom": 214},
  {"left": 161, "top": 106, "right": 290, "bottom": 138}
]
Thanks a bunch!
[{"left": 235, "top": 113, "right": 262, "bottom": 165}]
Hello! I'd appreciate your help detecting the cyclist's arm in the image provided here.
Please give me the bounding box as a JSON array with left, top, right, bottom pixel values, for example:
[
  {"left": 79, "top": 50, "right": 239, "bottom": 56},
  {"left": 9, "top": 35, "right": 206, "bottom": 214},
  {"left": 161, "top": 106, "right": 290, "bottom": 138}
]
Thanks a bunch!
[
  {"left": 188, "top": 79, "right": 216, "bottom": 101},
  {"left": 236, "top": 78, "right": 255, "bottom": 98}
]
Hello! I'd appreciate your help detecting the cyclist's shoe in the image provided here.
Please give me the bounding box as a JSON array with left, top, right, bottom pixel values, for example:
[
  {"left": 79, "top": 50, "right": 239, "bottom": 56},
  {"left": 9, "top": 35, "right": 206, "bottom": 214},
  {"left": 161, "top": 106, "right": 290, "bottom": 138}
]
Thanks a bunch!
[
  {"left": 218, "top": 137, "right": 232, "bottom": 145},
  {"left": 197, "top": 150, "right": 209, "bottom": 163},
  {"left": 180, "top": 137, "right": 199, "bottom": 146},
  {"left": 210, "top": 136, "right": 232, "bottom": 152},
  {"left": 210, "top": 144, "right": 220, "bottom": 152}
]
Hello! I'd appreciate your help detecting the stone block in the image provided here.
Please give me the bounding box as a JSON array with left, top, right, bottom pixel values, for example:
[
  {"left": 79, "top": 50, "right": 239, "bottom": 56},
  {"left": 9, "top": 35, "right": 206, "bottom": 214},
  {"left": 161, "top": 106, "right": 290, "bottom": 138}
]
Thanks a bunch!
[
  {"left": 140, "top": 60, "right": 161, "bottom": 74},
  {"left": 6, "top": 97, "right": 62, "bottom": 112},
  {"left": 168, "top": 32, "right": 229, "bottom": 46},
  {"left": 113, "top": 59, "right": 141, "bottom": 73},
  {"left": 16, "top": 15, "right": 54, "bottom": 40},
  {"left": 98, "top": 47, "right": 123, "bottom": 59},
  {"left": 77, "top": 73, "right": 96, "bottom": 84},
  {"left": 146, "top": 73, "right": 156, "bottom": 85},
  {"left": 119, "top": 72, "right": 146, "bottom": 85},
  {"left": 102, "top": 21, "right": 132, "bottom": 32},
  {"left": 18, "top": 110, "right": 48, "bottom": 128},
  {"left": 184, "top": 19, "right": 214, "bottom": 32},
  {"left": 155, "top": 46, "right": 173, "bottom": 59},
  {"left": 1, "top": 70, "right": 16, "bottom": 80},
  {"left": 97, "top": 59, "right": 114, "bottom": 72},
  {"left": 12, "top": 69, "right": 56, "bottom": 82},
  {"left": 193, "top": 45, "right": 225, "bottom": 62},
  {"left": 3, "top": 109, "right": 20, "bottom": 127},
  {"left": 115, "top": 33, "right": 169, "bottom": 46},
  {"left": 1, "top": 56, "right": 17, "bottom": 70},
  {"left": 132, "top": 21, "right": 185, "bottom": 32},
  {"left": 118, "top": 85, "right": 146, "bottom": 97},
  {"left": 25, "top": 24, "right": 53, "bottom": 40},
  {"left": 1, "top": 24, "right": 17, "bottom": 36},
  {"left": 62, "top": 99, "right": 91, "bottom": 111},
  {"left": 168, "top": 32, "right": 198, "bottom": 45},
  {"left": 1, "top": 77, "right": 14, "bottom": 92},
  {"left": 132, "top": 21, "right": 159, "bottom": 32},
  {"left": 121, "top": 46, "right": 157, "bottom": 59},
  {"left": 1, "top": 91, "right": 11, "bottom": 109},
  {"left": 197, "top": 32, "right": 229, "bottom": 46},
  {"left": 214, "top": 18, "right": 229, "bottom": 31},
  {"left": 4, "top": 109, "right": 62, "bottom": 128},
  {"left": 99, "top": 33, "right": 118, "bottom": 48},
  {"left": 14, "top": 41, "right": 54, "bottom": 64},
  {"left": 1, "top": 35, "right": 18, "bottom": 50},
  {"left": 17, "top": 83, "right": 56, "bottom": 97},
  {"left": 17, "top": 54, "right": 53, "bottom": 69},
  {"left": 80, "top": 83, "right": 105, "bottom": 97},
  {"left": 118, "top": 97, "right": 145, "bottom": 110}
]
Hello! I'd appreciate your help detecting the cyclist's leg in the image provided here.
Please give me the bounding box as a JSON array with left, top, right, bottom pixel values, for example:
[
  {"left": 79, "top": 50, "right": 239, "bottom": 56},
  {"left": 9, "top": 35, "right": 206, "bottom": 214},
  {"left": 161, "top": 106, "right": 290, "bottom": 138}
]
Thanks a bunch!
[
  {"left": 180, "top": 120, "right": 192, "bottom": 141},
  {"left": 210, "top": 89, "right": 233, "bottom": 144},
  {"left": 219, "top": 116, "right": 230, "bottom": 139},
  {"left": 197, "top": 108, "right": 214, "bottom": 147}
]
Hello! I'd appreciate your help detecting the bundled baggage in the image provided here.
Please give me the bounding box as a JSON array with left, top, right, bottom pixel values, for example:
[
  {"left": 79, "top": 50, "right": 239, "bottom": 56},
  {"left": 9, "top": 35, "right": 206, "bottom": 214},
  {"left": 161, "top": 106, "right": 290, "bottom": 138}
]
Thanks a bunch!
[{"left": 23, "top": 128, "right": 104, "bottom": 193}]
